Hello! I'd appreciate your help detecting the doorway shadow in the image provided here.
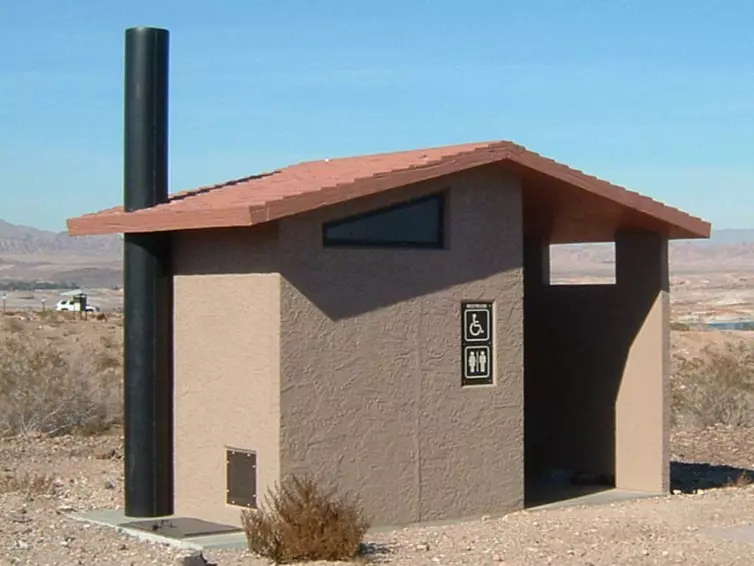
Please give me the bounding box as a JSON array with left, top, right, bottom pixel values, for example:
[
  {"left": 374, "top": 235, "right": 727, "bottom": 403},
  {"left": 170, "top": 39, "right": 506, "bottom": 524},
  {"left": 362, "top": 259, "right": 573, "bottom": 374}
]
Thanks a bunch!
[{"left": 525, "top": 468, "right": 614, "bottom": 508}]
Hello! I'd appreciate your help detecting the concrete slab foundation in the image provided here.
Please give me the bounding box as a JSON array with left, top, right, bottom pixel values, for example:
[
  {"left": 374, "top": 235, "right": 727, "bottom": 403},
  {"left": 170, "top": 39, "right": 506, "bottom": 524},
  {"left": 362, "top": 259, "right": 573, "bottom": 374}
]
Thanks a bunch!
[
  {"left": 526, "top": 484, "right": 664, "bottom": 510},
  {"left": 69, "top": 509, "right": 248, "bottom": 551},
  {"left": 69, "top": 488, "right": 665, "bottom": 551}
]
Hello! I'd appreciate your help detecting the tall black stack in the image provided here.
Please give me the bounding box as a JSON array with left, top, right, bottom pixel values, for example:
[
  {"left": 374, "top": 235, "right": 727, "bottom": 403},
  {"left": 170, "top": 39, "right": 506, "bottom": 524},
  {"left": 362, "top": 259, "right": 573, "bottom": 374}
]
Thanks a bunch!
[{"left": 123, "top": 26, "right": 173, "bottom": 518}]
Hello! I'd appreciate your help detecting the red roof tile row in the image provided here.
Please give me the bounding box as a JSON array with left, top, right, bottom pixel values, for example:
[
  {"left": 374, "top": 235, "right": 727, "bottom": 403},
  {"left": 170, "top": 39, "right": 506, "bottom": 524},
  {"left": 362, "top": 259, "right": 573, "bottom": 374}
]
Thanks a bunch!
[{"left": 66, "top": 141, "right": 711, "bottom": 240}]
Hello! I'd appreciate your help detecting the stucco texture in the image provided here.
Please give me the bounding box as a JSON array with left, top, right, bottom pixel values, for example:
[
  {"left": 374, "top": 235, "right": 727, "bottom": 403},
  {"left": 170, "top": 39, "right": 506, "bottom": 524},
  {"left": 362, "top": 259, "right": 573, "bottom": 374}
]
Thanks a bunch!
[
  {"left": 171, "top": 227, "right": 281, "bottom": 526},
  {"left": 167, "top": 165, "right": 670, "bottom": 530},
  {"left": 277, "top": 166, "right": 525, "bottom": 527}
]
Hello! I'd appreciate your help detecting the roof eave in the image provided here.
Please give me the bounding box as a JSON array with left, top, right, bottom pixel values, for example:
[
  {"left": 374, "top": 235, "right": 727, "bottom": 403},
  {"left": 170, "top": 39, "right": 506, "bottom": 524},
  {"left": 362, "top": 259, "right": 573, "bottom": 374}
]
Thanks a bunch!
[
  {"left": 673, "top": 224, "right": 712, "bottom": 240},
  {"left": 502, "top": 152, "right": 711, "bottom": 240},
  {"left": 66, "top": 206, "right": 257, "bottom": 236}
]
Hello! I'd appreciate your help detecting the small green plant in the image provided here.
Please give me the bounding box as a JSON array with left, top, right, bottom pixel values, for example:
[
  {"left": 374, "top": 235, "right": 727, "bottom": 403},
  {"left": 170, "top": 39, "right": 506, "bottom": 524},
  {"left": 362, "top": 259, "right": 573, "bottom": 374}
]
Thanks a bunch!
[{"left": 241, "top": 475, "right": 370, "bottom": 564}]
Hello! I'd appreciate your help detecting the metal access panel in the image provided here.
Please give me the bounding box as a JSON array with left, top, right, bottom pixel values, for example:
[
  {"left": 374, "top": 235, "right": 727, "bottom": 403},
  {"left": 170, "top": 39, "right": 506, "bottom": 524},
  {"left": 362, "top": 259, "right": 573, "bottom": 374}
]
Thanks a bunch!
[
  {"left": 461, "top": 301, "right": 494, "bottom": 386},
  {"left": 226, "top": 448, "right": 257, "bottom": 508}
]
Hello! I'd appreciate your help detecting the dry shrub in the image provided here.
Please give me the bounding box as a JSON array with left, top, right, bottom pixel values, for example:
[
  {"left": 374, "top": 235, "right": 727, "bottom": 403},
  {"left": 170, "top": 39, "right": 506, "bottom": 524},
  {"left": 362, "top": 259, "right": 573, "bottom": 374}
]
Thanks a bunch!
[
  {"left": 242, "top": 475, "right": 370, "bottom": 563},
  {"left": 673, "top": 341, "right": 754, "bottom": 427},
  {"left": 0, "top": 471, "right": 56, "bottom": 498},
  {"left": 94, "top": 334, "right": 122, "bottom": 371},
  {"left": 4, "top": 318, "right": 24, "bottom": 334},
  {"left": 94, "top": 349, "right": 121, "bottom": 372},
  {"left": 725, "top": 472, "right": 753, "bottom": 488},
  {"left": 100, "top": 334, "right": 115, "bottom": 350},
  {"left": 0, "top": 336, "right": 122, "bottom": 437},
  {"left": 37, "top": 309, "right": 65, "bottom": 325},
  {"left": 37, "top": 309, "right": 80, "bottom": 326}
]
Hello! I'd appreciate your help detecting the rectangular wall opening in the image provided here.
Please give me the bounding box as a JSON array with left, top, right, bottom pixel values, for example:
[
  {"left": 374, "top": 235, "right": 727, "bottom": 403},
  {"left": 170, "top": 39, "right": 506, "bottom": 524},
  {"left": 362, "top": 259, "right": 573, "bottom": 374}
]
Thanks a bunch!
[{"left": 549, "top": 242, "right": 615, "bottom": 285}]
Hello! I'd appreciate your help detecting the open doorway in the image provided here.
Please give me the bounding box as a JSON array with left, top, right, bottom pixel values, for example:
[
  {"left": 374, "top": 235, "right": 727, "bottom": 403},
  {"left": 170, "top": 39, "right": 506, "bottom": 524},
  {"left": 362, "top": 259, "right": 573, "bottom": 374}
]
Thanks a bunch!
[
  {"left": 522, "top": 241, "right": 618, "bottom": 507},
  {"left": 522, "top": 233, "right": 671, "bottom": 507}
]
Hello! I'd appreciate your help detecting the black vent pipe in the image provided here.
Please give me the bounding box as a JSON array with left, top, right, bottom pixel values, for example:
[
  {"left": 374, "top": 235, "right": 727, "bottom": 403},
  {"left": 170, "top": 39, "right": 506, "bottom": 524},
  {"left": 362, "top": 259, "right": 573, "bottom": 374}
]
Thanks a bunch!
[{"left": 123, "top": 26, "right": 173, "bottom": 518}]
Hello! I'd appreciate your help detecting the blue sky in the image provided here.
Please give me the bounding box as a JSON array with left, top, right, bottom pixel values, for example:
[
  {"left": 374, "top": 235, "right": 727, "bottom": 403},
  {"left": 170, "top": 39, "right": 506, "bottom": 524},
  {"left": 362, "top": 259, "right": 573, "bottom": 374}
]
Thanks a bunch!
[{"left": 1, "top": 1, "right": 752, "bottom": 231}]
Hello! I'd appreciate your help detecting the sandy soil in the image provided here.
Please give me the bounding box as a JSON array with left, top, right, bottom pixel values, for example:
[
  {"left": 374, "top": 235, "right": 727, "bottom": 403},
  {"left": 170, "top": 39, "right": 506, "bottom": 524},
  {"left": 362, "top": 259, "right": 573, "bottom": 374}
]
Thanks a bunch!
[
  {"left": 2, "top": 279, "right": 754, "bottom": 565},
  {"left": 0, "top": 428, "right": 752, "bottom": 566}
]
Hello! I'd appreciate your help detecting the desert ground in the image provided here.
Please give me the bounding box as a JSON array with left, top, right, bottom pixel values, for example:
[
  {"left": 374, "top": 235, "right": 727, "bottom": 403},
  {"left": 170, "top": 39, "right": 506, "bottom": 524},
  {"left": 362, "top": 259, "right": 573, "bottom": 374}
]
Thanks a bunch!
[{"left": 1, "top": 270, "right": 754, "bottom": 565}]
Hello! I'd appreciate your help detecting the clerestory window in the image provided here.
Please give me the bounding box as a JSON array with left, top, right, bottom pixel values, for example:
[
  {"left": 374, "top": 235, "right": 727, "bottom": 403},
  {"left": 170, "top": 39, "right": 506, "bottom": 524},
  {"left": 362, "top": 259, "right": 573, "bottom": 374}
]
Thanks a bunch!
[{"left": 322, "top": 193, "right": 446, "bottom": 249}]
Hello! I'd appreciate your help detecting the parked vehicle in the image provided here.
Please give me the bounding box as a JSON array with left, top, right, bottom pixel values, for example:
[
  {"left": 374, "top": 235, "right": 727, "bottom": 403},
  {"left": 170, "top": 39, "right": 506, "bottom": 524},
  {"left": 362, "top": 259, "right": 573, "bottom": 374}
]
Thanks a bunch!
[{"left": 55, "top": 299, "right": 99, "bottom": 313}]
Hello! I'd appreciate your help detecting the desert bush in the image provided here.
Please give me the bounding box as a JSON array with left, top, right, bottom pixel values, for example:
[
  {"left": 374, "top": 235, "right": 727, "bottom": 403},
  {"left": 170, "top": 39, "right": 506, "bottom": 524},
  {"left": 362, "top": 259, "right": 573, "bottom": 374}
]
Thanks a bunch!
[
  {"left": 3, "top": 318, "right": 24, "bottom": 334},
  {"left": 100, "top": 334, "right": 115, "bottom": 350},
  {"left": 673, "top": 341, "right": 754, "bottom": 427},
  {"left": 0, "top": 471, "right": 56, "bottom": 498},
  {"left": 725, "top": 471, "right": 753, "bottom": 488},
  {"left": 94, "top": 348, "right": 121, "bottom": 372},
  {"left": 241, "top": 475, "right": 370, "bottom": 563},
  {"left": 0, "top": 336, "right": 122, "bottom": 437},
  {"left": 37, "top": 309, "right": 64, "bottom": 324}
]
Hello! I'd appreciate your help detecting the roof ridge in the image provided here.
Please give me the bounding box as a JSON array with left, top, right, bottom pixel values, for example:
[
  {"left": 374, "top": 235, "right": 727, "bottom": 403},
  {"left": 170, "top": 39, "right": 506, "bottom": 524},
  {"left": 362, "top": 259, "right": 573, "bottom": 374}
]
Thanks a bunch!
[
  {"left": 292, "top": 140, "right": 507, "bottom": 166},
  {"left": 264, "top": 141, "right": 514, "bottom": 207},
  {"left": 165, "top": 141, "right": 508, "bottom": 202}
]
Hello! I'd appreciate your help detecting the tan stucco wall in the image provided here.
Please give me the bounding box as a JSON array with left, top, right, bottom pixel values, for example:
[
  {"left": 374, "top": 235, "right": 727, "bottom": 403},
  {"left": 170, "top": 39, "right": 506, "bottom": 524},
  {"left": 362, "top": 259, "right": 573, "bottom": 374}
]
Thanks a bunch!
[
  {"left": 614, "top": 231, "right": 670, "bottom": 492},
  {"left": 172, "top": 228, "right": 281, "bottom": 526},
  {"left": 523, "top": 233, "right": 669, "bottom": 493},
  {"left": 276, "top": 166, "right": 525, "bottom": 527}
]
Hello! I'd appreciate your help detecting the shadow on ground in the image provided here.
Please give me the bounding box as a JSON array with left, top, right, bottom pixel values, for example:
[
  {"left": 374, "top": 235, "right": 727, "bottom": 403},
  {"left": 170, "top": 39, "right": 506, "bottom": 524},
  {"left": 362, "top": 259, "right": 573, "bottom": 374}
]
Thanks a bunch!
[
  {"left": 671, "top": 461, "right": 754, "bottom": 493},
  {"left": 360, "top": 542, "right": 394, "bottom": 563}
]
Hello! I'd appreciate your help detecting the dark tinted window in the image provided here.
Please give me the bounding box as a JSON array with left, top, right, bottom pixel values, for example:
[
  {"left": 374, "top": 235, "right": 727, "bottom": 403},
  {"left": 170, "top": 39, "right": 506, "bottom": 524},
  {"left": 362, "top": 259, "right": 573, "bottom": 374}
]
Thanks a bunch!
[{"left": 323, "top": 193, "right": 445, "bottom": 248}]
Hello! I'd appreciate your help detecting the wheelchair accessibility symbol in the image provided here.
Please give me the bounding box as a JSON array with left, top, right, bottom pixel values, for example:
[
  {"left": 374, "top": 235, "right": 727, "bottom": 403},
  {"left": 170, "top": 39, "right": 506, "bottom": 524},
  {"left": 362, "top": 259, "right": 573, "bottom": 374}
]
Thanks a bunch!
[{"left": 463, "top": 308, "right": 490, "bottom": 342}]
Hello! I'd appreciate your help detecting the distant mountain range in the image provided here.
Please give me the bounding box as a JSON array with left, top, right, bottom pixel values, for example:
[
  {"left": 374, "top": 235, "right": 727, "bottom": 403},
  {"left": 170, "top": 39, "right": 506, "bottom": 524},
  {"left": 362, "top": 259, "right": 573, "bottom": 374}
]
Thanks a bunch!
[
  {"left": 0, "top": 220, "right": 122, "bottom": 287},
  {"left": 0, "top": 219, "right": 122, "bottom": 257},
  {"left": 552, "top": 229, "right": 754, "bottom": 275},
  {"left": 0, "top": 219, "right": 752, "bottom": 287}
]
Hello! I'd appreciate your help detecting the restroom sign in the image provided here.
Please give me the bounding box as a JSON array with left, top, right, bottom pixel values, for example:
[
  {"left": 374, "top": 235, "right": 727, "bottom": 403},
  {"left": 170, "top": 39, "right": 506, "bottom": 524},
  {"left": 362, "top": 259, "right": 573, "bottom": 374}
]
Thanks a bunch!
[
  {"left": 464, "top": 307, "right": 491, "bottom": 342},
  {"left": 461, "top": 302, "right": 493, "bottom": 385},
  {"left": 464, "top": 346, "right": 491, "bottom": 379}
]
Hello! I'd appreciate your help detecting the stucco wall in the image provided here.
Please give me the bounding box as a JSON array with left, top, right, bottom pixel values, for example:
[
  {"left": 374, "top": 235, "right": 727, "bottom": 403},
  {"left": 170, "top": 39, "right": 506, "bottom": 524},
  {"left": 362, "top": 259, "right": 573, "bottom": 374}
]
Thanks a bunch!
[
  {"left": 277, "top": 165, "right": 525, "bottom": 527},
  {"left": 524, "top": 233, "right": 669, "bottom": 492},
  {"left": 172, "top": 228, "right": 281, "bottom": 526}
]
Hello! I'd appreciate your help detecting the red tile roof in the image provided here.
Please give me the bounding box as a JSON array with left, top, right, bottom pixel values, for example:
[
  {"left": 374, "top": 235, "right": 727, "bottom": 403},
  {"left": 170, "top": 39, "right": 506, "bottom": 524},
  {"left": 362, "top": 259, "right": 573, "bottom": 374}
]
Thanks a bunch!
[{"left": 66, "top": 140, "right": 711, "bottom": 241}]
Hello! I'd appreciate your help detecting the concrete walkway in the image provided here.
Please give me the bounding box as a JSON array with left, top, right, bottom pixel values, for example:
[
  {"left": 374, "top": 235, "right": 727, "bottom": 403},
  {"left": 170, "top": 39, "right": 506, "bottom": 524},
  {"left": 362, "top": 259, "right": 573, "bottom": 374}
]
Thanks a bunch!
[{"left": 526, "top": 483, "right": 664, "bottom": 510}]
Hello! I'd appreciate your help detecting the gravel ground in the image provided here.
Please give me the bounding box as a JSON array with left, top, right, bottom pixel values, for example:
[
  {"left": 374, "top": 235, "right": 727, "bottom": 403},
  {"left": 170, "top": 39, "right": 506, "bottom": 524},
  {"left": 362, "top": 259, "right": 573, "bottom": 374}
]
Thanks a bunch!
[{"left": 1, "top": 428, "right": 753, "bottom": 566}]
